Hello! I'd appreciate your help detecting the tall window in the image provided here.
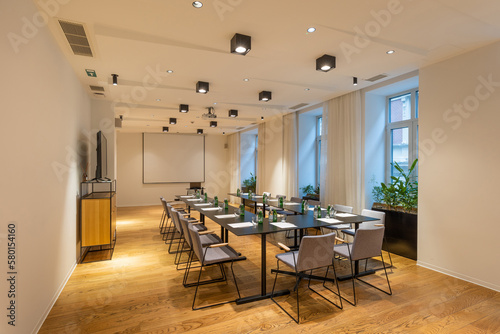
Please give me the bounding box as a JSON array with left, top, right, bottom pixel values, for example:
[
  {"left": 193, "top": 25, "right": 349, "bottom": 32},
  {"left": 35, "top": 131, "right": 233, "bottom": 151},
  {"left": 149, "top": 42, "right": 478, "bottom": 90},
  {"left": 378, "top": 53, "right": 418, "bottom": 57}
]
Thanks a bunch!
[
  {"left": 316, "top": 116, "right": 322, "bottom": 187},
  {"left": 386, "top": 89, "right": 418, "bottom": 182}
]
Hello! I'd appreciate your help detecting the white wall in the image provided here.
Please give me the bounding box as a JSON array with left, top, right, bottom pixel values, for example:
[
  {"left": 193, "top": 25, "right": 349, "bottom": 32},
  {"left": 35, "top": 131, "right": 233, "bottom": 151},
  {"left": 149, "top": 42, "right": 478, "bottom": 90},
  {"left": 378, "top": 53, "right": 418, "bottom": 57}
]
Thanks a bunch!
[
  {"left": 116, "top": 132, "right": 228, "bottom": 206},
  {"left": 298, "top": 112, "right": 317, "bottom": 197},
  {"left": 0, "top": 1, "right": 92, "bottom": 332},
  {"left": 419, "top": 41, "right": 500, "bottom": 291}
]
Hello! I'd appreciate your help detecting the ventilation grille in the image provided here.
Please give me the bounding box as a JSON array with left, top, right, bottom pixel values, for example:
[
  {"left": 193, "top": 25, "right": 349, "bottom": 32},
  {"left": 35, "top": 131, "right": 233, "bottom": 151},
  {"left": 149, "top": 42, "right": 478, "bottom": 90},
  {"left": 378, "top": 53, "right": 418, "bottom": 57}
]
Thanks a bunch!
[
  {"left": 89, "top": 85, "right": 104, "bottom": 92},
  {"left": 58, "top": 20, "right": 93, "bottom": 57},
  {"left": 290, "top": 103, "right": 308, "bottom": 110},
  {"left": 93, "top": 92, "right": 105, "bottom": 97},
  {"left": 366, "top": 74, "right": 387, "bottom": 82}
]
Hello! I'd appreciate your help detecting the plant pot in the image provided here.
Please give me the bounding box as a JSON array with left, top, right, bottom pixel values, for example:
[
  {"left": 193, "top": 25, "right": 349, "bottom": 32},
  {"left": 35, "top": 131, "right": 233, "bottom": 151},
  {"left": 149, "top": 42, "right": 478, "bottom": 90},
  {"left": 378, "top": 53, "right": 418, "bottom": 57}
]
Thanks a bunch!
[
  {"left": 303, "top": 194, "right": 319, "bottom": 201},
  {"left": 372, "top": 204, "right": 417, "bottom": 260}
]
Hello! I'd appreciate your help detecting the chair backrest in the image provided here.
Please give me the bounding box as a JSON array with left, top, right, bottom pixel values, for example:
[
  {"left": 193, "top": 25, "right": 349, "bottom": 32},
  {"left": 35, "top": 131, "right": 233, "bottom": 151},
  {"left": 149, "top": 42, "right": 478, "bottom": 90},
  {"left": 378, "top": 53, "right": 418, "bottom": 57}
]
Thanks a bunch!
[
  {"left": 359, "top": 209, "right": 385, "bottom": 229},
  {"left": 188, "top": 224, "right": 204, "bottom": 262},
  {"left": 161, "top": 198, "right": 168, "bottom": 214},
  {"left": 276, "top": 194, "right": 286, "bottom": 199},
  {"left": 296, "top": 233, "right": 336, "bottom": 272},
  {"left": 350, "top": 226, "right": 385, "bottom": 261},
  {"left": 308, "top": 199, "right": 321, "bottom": 206},
  {"left": 170, "top": 208, "right": 182, "bottom": 233},
  {"left": 166, "top": 202, "right": 175, "bottom": 220},
  {"left": 263, "top": 191, "right": 271, "bottom": 197},
  {"left": 334, "top": 204, "right": 353, "bottom": 213},
  {"left": 179, "top": 215, "right": 193, "bottom": 248},
  {"left": 290, "top": 196, "right": 302, "bottom": 203}
]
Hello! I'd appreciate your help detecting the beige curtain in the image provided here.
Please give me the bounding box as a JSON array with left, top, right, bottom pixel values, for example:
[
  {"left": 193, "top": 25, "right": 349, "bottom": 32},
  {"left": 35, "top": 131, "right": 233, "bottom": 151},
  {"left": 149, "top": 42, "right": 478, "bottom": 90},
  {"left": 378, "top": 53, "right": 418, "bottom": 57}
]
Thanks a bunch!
[
  {"left": 227, "top": 132, "right": 240, "bottom": 194},
  {"left": 323, "top": 91, "right": 363, "bottom": 212},
  {"left": 257, "top": 123, "right": 266, "bottom": 194},
  {"left": 283, "top": 112, "right": 298, "bottom": 199}
]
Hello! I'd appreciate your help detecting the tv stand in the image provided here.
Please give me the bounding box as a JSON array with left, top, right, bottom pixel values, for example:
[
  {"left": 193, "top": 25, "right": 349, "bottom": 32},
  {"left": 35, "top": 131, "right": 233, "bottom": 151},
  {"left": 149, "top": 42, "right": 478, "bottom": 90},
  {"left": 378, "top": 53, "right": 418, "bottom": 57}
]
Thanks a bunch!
[{"left": 79, "top": 180, "right": 116, "bottom": 263}]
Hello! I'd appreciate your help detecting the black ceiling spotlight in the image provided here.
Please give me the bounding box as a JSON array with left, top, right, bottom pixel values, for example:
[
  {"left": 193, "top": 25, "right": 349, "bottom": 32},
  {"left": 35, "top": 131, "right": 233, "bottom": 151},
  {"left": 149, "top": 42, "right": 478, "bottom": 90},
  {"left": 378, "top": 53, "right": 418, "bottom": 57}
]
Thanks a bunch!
[
  {"left": 197, "top": 129, "right": 203, "bottom": 134},
  {"left": 210, "top": 121, "right": 217, "bottom": 128},
  {"left": 179, "top": 104, "right": 189, "bottom": 113},
  {"left": 316, "top": 54, "right": 336, "bottom": 72},
  {"left": 261, "top": 116, "right": 264, "bottom": 120},
  {"left": 169, "top": 118, "right": 176, "bottom": 125},
  {"left": 162, "top": 127, "right": 169, "bottom": 132},
  {"left": 353, "top": 77, "right": 358, "bottom": 86},
  {"left": 196, "top": 81, "right": 209, "bottom": 94},
  {"left": 112, "top": 74, "right": 118, "bottom": 85},
  {"left": 228, "top": 109, "right": 238, "bottom": 118},
  {"left": 259, "top": 91, "right": 272, "bottom": 102},
  {"left": 231, "top": 33, "right": 251, "bottom": 55}
]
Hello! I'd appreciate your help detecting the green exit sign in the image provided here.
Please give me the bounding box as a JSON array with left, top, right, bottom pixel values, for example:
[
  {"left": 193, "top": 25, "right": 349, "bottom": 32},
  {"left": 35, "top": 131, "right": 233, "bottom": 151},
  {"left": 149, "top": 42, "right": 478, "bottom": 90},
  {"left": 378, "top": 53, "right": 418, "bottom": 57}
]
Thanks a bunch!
[{"left": 85, "top": 69, "right": 97, "bottom": 77}]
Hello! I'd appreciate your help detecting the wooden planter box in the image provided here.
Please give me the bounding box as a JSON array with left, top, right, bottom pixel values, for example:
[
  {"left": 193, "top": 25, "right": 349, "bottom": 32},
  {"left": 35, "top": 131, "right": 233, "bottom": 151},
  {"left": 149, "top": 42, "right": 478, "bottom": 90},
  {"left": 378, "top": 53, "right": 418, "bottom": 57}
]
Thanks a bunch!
[{"left": 372, "top": 204, "right": 417, "bottom": 260}]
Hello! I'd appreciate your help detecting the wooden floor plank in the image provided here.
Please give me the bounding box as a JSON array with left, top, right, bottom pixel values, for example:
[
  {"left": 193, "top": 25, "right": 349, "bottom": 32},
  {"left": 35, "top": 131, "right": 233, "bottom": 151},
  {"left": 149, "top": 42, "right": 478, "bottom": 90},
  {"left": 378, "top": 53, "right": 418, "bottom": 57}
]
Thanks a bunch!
[{"left": 39, "top": 205, "right": 500, "bottom": 333}]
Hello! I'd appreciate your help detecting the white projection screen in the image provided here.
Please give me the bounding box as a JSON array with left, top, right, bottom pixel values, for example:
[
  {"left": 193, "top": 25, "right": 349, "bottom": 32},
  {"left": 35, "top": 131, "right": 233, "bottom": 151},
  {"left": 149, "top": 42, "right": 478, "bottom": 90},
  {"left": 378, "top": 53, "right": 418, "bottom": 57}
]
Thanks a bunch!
[{"left": 143, "top": 133, "right": 205, "bottom": 183}]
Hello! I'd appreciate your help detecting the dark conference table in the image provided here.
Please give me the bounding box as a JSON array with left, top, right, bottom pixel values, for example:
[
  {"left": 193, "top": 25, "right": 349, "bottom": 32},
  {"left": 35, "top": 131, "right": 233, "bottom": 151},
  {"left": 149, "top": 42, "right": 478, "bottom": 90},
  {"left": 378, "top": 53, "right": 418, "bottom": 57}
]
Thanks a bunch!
[
  {"left": 177, "top": 195, "right": 378, "bottom": 304},
  {"left": 227, "top": 192, "right": 304, "bottom": 215}
]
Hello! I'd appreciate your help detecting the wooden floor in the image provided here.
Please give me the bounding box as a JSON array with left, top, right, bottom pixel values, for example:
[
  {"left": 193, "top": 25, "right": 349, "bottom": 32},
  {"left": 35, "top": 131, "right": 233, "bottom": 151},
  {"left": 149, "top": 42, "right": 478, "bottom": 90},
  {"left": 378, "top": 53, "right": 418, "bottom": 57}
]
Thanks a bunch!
[{"left": 40, "top": 205, "right": 500, "bottom": 333}]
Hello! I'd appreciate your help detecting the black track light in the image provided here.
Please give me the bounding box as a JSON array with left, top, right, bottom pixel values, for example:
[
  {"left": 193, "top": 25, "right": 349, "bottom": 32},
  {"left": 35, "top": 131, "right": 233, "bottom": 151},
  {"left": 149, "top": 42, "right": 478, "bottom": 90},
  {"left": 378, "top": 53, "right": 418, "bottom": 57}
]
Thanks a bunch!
[
  {"left": 259, "top": 91, "right": 272, "bottom": 102},
  {"left": 169, "top": 118, "right": 176, "bottom": 125},
  {"left": 179, "top": 104, "right": 189, "bottom": 113},
  {"left": 316, "top": 55, "right": 336, "bottom": 72},
  {"left": 210, "top": 121, "right": 217, "bottom": 128},
  {"left": 197, "top": 129, "right": 203, "bottom": 134},
  {"left": 162, "top": 127, "right": 169, "bottom": 132},
  {"left": 230, "top": 33, "right": 251, "bottom": 55},
  {"left": 196, "top": 81, "right": 209, "bottom": 94},
  {"left": 228, "top": 109, "right": 238, "bottom": 118},
  {"left": 353, "top": 77, "right": 358, "bottom": 85},
  {"left": 112, "top": 74, "right": 118, "bottom": 85}
]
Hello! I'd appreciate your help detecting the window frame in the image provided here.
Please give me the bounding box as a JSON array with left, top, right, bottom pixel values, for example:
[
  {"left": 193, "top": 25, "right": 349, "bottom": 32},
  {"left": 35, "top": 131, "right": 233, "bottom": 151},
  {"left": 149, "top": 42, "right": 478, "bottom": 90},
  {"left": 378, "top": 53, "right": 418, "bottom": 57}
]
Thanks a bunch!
[{"left": 385, "top": 88, "right": 419, "bottom": 183}]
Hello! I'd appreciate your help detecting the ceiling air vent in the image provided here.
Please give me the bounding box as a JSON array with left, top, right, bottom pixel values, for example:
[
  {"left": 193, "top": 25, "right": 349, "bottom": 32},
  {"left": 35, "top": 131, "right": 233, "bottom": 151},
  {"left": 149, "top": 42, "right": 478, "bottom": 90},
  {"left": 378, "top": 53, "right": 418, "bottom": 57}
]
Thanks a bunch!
[
  {"left": 290, "top": 103, "right": 308, "bottom": 110},
  {"left": 89, "top": 85, "right": 104, "bottom": 92},
  {"left": 366, "top": 74, "right": 388, "bottom": 82},
  {"left": 58, "top": 20, "right": 93, "bottom": 57}
]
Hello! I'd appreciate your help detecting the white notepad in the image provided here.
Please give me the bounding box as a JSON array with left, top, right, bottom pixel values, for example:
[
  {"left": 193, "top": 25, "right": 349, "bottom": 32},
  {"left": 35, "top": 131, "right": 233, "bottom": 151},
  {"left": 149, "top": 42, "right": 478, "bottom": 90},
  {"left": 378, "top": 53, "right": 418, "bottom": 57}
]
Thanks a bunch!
[
  {"left": 180, "top": 195, "right": 194, "bottom": 198},
  {"left": 228, "top": 222, "right": 254, "bottom": 228},
  {"left": 253, "top": 195, "right": 263, "bottom": 198},
  {"left": 187, "top": 198, "right": 202, "bottom": 202},
  {"left": 201, "top": 207, "right": 220, "bottom": 211},
  {"left": 317, "top": 218, "right": 343, "bottom": 224},
  {"left": 194, "top": 203, "right": 211, "bottom": 206},
  {"left": 284, "top": 202, "right": 300, "bottom": 205},
  {"left": 335, "top": 213, "right": 356, "bottom": 217},
  {"left": 270, "top": 222, "right": 296, "bottom": 229},
  {"left": 215, "top": 214, "right": 237, "bottom": 219}
]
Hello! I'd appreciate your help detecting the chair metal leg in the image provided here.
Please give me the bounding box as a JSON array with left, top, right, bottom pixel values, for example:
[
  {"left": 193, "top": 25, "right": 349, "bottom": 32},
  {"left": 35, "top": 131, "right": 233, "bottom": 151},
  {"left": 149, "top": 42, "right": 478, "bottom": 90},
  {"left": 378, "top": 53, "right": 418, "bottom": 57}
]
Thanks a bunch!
[
  {"left": 356, "top": 252, "right": 392, "bottom": 296},
  {"left": 307, "top": 265, "right": 343, "bottom": 310},
  {"left": 270, "top": 260, "right": 300, "bottom": 324},
  {"left": 192, "top": 260, "right": 239, "bottom": 310}
]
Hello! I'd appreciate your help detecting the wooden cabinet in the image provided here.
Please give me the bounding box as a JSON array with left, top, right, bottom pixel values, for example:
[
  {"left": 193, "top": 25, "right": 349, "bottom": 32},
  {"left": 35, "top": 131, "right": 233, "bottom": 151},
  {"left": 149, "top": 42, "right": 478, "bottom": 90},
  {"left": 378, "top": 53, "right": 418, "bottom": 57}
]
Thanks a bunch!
[
  {"left": 81, "top": 192, "right": 116, "bottom": 246},
  {"left": 80, "top": 180, "right": 116, "bottom": 262}
]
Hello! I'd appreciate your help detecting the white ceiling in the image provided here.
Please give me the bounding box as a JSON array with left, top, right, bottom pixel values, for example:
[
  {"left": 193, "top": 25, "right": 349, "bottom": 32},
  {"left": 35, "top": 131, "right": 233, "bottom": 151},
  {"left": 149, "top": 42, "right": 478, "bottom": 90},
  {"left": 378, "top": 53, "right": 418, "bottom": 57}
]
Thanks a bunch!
[{"left": 38, "top": 0, "right": 500, "bottom": 135}]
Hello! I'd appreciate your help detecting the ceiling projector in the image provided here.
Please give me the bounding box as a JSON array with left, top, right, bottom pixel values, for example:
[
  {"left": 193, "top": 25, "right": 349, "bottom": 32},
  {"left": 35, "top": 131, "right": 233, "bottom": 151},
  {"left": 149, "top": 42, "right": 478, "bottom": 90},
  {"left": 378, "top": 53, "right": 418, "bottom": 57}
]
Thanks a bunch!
[{"left": 202, "top": 107, "right": 217, "bottom": 119}]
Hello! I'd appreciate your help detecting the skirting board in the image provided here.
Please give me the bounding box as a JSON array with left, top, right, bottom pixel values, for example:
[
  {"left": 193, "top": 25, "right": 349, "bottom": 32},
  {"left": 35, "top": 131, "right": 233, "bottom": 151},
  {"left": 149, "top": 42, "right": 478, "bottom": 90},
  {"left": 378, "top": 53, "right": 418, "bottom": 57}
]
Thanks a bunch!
[
  {"left": 32, "top": 261, "right": 77, "bottom": 334},
  {"left": 417, "top": 261, "right": 500, "bottom": 292}
]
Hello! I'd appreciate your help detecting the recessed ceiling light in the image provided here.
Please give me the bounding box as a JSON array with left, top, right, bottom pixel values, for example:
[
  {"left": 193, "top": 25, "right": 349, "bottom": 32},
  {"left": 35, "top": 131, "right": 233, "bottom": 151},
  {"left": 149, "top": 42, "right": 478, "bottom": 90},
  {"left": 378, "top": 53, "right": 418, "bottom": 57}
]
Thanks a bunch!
[
  {"left": 223, "top": 132, "right": 225, "bottom": 135},
  {"left": 192, "top": 1, "right": 203, "bottom": 8},
  {"left": 304, "top": 88, "right": 310, "bottom": 91},
  {"left": 156, "top": 99, "right": 161, "bottom": 101},
  {"left": 386, "top": 50, "right": 395, "bottom": 54},
  {"left": 166, "top": 70, "right": 173, "bottom": 73},
  {"left": 213, "top": 102, "right": 217, "bottom": 105},
  {"left": 243, "top": 78, "right": 249, "bottom": 82},
  {"left": 261, "top": 116, "right": 264, "bottom": 120},
  {"left": 307, "top": 27, "right": 316, "bottom": 33}
]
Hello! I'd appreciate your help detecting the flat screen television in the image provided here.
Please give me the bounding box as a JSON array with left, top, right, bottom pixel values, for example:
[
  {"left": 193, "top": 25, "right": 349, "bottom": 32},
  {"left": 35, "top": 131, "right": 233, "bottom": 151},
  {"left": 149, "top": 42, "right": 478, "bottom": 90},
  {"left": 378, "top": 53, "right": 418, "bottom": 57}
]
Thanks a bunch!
[{"left": 95, "top": 131, "right": 108, "bottom": 181}]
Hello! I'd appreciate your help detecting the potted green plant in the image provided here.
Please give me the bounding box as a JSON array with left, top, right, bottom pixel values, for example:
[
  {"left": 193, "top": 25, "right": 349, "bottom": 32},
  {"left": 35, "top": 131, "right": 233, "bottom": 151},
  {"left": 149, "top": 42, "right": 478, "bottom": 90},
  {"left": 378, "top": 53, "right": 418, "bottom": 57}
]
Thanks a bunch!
[
  {"left": 300, "top": 184, "right": 319, "bottom": 201},
  {"left": 241, "top": 172, "right": 256, "bottom": 193},
  {"left": 372, "top": 159, "right": 418, "bottom": 260}
]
